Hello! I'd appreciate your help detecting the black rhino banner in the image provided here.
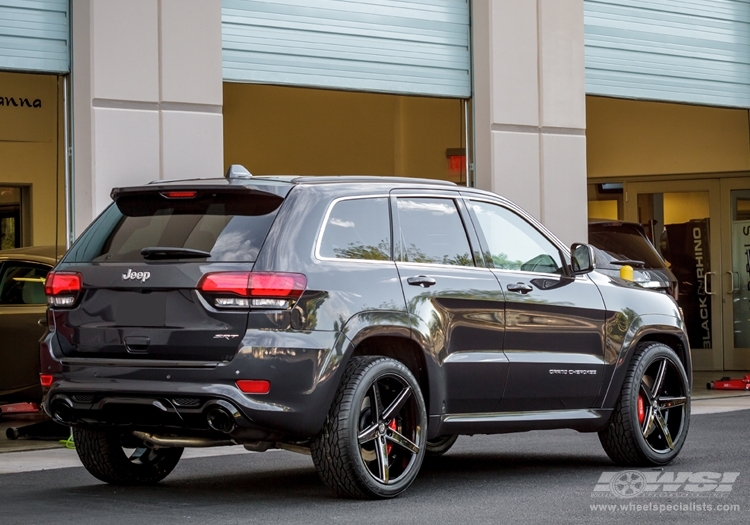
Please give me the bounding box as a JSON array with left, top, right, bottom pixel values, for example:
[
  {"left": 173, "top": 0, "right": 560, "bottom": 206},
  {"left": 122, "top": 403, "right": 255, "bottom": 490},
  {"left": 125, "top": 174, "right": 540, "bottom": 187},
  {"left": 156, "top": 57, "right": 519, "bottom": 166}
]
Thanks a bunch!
[{"left": 665, "top": 219, "right": 711, "bottom": 350}]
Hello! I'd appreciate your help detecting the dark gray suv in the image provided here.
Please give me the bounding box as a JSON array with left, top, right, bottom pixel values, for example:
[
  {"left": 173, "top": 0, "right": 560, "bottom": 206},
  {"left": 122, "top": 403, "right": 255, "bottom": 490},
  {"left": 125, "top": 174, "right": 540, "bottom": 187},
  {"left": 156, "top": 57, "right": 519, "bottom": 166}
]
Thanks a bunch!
[{"left": 41, "top": 170, "right": 692, "bottom": 499}]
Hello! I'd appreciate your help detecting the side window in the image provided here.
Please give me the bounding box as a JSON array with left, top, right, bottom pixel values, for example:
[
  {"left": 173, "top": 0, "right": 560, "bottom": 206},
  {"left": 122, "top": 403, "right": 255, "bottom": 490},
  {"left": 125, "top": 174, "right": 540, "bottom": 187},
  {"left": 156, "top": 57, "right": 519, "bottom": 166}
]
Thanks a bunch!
[
  {"left": 396, "top": 197, "right": 474, "bottom": 267},
  {"left": 471, "top": 201, "right": 564, "bottom": 274},
  {"left": 0, "top": 263, "right": 50, "bottom": 305},
  {"left": 319, "top": 197, "right": 391, "bottom": 261}
]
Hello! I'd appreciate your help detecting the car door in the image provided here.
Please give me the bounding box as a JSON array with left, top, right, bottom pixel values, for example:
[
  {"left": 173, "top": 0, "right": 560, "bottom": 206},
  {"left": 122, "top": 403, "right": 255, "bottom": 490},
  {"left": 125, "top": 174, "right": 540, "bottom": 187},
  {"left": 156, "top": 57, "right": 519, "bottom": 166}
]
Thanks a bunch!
[
  {"left": 0, "top": 260, "right": 50, "bottom": 401},
  {"left": 466, "top": 198, "right": 607, "bottom": 412},
  {"left": 392, "top": 192, "right": 507, "bottom": 416}
]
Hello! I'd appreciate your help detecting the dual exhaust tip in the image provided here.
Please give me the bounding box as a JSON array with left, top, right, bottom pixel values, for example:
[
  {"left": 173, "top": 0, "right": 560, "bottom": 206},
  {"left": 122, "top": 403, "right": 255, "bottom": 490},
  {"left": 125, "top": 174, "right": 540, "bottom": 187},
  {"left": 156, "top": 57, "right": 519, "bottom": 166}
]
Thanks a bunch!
[{"left": 49, "top": 396, "right": 239, "bottom": 434}]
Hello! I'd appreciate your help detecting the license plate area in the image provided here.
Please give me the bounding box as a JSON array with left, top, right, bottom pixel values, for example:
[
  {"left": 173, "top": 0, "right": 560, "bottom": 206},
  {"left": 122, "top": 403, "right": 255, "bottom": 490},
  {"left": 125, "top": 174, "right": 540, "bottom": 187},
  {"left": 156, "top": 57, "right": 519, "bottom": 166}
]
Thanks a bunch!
[{"left": 116, "top": 293, "right": 166, "bottom": 327}]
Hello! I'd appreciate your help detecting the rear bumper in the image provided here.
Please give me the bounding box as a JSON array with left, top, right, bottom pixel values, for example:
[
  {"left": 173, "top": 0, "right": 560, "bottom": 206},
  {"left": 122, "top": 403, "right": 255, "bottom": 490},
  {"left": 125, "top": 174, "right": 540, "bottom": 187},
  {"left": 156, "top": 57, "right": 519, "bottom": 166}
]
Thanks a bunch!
[{"left": 41, "top": 329, "right": 348, "bottom": 440}]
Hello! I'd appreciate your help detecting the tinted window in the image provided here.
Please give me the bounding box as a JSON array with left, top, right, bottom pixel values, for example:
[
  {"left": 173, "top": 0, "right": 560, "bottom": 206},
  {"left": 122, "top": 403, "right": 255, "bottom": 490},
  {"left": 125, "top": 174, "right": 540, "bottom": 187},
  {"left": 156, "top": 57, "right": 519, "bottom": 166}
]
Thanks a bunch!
[
  {"left": 471, "top": 201, "right": 563, "bottom": 274},
  {"left": 397, "top": 197, "right": 473, "bottom": 267},
  {"left": 589, "top": 225, "right": 666, "bottom": 270},
  {"left": 319, "top": 197, "right": 391, "bottom": 261},
  {"left": 0, "top": 263, "right": 50, "bottom": 305},
  {"left": 64, "top": 191, "right": 283, "bottom": 263}
]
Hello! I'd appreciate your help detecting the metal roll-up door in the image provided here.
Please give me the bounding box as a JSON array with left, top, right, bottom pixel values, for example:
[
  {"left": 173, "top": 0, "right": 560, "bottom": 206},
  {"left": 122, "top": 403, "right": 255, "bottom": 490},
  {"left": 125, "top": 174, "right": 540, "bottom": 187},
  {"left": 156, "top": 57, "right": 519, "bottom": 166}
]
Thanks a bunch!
[
  {"left": 585, "top": 0, "right": 750, "bottom": 108},
  {"left": 0, "top": 0, "right": 69, "bottom": 73},
  {"left": 222, "top": 0, "right": 470, "bottom": 98}
]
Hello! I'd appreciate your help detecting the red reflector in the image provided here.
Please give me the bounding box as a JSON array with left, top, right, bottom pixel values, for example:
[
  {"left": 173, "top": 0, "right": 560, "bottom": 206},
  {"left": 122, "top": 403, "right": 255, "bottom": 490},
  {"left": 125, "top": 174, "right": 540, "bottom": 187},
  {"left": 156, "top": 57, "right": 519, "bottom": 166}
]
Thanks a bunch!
[
  {"left": 44, "top": 272, "right": 82, "bottom": 296},
  {"left": 161, "top": 191, "right": 197, "bottom": 199},
  {"left": 248, "top": 272, "right": 306, "bottom": 298},
  {"left": 236, "top": 380, "right": 270, "bottom": 394},
  {"left": 40, "top": 374, "right": 54, "bottom": 387},
  {"left": 198, "top": 272, "right": 306, "bottom": 298}
]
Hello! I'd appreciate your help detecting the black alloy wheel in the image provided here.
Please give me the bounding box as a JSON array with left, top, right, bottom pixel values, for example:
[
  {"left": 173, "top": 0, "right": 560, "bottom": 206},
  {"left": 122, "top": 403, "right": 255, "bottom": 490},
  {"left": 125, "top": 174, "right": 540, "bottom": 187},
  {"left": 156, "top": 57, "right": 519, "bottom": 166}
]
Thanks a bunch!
[
  {"left": 311, "top": 356, "right": 427, "bottom": 499},
  {"left": 73, "top": 427, "right": 183, "bottom": 485},
  {"left": 599, "top": 342, "right": 690, "bottom": 466}
]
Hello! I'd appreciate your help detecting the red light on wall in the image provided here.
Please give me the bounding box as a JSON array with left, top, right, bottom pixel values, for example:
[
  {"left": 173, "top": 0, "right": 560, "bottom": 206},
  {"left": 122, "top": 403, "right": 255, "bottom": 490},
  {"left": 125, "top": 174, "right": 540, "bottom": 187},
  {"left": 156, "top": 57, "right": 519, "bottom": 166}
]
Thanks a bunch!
[
  {"left": 449, "top": 155, "right": 466, "bottom": 171},
  {"left": 445, "top": 148, "right": 466, "bottom": 172}
]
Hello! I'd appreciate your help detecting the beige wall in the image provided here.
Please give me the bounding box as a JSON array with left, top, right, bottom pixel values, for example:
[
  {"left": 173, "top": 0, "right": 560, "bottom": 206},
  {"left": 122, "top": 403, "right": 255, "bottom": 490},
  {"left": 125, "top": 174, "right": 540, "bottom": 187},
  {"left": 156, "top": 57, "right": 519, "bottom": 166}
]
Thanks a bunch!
[
  {"left": 0, "top": 71, "right": 65, "bottom": 246},
  {"left": 72, "top": 0, "right": 224, "bottom": 236},
  {"left": 223, "top": 83, "right": 464, "bottom": 181},
  {"left": 473, "top": 0, "right": 588, "bottom": 246},
  {"left": 587, "top": 96, "right": 750, "bottom": 178}
]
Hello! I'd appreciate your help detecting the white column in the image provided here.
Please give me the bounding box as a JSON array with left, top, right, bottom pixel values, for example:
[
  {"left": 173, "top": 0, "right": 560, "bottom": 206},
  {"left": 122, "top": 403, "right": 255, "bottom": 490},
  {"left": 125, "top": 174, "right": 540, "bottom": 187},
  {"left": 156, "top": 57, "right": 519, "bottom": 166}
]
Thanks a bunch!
[
  {"left": 71, "top": 0, "right": 223, "bottom": 237},
  {"left": 473, "top": 0, "right": 587, "bottom": 246}
]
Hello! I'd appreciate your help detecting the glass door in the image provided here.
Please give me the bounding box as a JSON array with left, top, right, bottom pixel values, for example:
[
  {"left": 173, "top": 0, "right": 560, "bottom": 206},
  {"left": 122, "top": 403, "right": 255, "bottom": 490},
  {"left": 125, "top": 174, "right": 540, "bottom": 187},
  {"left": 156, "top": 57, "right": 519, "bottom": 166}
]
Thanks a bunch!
[
  {"left": 721, "top": 178, "right": 750, "bottom": 370},
  {"left": 624, "top": 180, "right": 724, "bottom": 371}
]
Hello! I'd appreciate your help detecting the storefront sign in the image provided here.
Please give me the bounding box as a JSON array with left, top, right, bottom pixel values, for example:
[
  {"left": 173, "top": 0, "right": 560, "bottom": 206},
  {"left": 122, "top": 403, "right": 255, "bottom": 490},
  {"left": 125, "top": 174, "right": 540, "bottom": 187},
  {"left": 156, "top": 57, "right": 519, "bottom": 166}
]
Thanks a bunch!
[
  {"left": 0, "top": 97, "right": 42, "bottom": 108},
  {"left": 665, "top": 219, "right": 712, "bottom": 350},
  {"left": 0, "top": 72, "right": 56, "bottom": 143}
]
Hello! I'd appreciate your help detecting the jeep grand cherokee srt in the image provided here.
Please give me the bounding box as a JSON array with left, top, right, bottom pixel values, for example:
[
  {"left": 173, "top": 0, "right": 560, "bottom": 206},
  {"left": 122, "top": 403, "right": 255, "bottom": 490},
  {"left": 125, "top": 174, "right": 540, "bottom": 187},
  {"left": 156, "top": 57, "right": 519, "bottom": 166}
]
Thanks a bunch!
[{"left": 40, "top": 169, "right": 692, "bottom": 499}]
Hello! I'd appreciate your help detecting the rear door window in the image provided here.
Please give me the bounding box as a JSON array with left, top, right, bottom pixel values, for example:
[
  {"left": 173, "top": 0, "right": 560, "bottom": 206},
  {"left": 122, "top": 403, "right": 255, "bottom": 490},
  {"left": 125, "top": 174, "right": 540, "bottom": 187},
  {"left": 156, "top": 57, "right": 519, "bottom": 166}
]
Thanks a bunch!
[
  {"left": 395, "top": 197, "right": 474, "bottom": 267},
  {"left": 64, "top": 191, "right": 283, "bottom": 263},
  {"left": 318, "top": 197, "right": 391, "bottom": 261}
]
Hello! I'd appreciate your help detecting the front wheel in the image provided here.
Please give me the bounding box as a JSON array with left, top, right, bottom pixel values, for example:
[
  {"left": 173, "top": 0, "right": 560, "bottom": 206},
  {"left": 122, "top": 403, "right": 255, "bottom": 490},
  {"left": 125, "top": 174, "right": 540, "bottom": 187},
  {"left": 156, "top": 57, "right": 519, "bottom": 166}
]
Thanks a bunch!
[
  {"left": 73, "top": 428, "right": 183, "bottom": 485},
  {"left": 599, "top": 342, "right": 690, "bottom": 466},
  {"left": 311, "top": 356, "right": 427, "bottom": 499}
]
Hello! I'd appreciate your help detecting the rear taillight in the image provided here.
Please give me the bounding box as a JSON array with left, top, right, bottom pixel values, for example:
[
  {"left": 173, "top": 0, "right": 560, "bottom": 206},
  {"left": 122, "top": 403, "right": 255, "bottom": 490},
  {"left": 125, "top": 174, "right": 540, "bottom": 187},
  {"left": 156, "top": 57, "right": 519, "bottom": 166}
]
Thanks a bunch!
[
  {"left": 197, "top": 272, "right": 307, "bottom": 309},
  {"left": 44, "top": 271, "right": 82, "bottom": 307},
  {"left": 40, "top": 374, "right": 54, "bottom": 387}
]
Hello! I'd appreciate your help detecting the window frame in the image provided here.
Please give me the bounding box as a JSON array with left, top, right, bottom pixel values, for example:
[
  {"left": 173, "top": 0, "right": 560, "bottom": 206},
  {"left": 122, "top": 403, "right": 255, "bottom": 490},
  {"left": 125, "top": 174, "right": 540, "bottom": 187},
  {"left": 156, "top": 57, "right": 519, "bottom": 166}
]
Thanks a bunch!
[
  {"left": 314, "top": 194, "right": 395, "bottom": 264},
  {"left": 390, "top": 191, "right": 484, "bottom": 269},
  {"left": 463, "top": 196, "right": 573, "bottom": 278}
]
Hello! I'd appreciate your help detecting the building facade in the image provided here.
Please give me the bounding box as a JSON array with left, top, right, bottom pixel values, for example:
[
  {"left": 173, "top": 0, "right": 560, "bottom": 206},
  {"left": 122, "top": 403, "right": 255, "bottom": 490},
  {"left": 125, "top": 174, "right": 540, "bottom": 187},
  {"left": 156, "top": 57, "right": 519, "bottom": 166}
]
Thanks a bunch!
[{"left": 0, "top": 0, "right": 748, "bottom": 372}]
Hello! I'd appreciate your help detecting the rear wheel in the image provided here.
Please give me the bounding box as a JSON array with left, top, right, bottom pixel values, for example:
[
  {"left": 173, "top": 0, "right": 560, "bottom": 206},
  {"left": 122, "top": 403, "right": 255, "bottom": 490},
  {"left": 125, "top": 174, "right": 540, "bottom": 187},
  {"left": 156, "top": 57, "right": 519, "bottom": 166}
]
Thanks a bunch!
[
  {"left": 599, "top": 342, "right": 690, "bottom": 466},
  {"left": 311, "top": 356, "right": 427, "bottom": 499},
  {"left": 73, "top": 428, "right": 183, "bottom": 485},
  {"left": 425, "top": 435, "right": 458, "bottom": 456}
]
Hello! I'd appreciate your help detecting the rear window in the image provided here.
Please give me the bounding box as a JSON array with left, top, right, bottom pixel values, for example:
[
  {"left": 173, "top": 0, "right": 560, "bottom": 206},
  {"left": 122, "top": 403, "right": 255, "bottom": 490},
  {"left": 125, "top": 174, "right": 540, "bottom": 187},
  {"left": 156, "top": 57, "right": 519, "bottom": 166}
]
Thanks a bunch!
[
  {"left": 64, "top": 191, "right": 283, "bottom": 263},
  {"left": 589, "top": 225, "right": 666, "bottom": 270},
  {"left": 318, "top": 197, "right": 391, "bottom": 261}
]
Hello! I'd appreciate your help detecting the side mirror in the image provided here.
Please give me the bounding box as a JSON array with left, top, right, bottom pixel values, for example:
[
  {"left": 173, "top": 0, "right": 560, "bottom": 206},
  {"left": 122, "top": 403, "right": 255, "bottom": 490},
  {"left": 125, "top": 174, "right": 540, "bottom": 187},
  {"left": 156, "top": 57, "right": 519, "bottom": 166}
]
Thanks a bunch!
[{"left": 570, "top": 243, "right": 595, "bottom": 274}]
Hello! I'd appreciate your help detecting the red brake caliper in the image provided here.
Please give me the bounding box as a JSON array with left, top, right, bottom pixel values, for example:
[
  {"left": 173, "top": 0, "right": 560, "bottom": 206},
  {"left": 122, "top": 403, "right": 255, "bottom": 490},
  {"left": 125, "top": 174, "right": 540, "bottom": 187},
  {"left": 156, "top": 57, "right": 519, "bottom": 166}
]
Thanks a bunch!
[
  {"left": 637, "top": 394, "right": 646, "bottom": 425},
  {"left": 386, "top": 419, "right": 398, "bottom": 455}
]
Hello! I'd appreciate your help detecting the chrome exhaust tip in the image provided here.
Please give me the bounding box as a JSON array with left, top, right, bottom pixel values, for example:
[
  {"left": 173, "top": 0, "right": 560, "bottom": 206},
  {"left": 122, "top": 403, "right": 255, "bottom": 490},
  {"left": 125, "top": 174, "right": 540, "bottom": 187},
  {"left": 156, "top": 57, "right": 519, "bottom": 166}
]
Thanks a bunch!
[
  {"left": 205, "top": 401, "right": 239, "bottom": 433},
  {"left": 50, "top": 397, "right": 76, "bottom": 425}
]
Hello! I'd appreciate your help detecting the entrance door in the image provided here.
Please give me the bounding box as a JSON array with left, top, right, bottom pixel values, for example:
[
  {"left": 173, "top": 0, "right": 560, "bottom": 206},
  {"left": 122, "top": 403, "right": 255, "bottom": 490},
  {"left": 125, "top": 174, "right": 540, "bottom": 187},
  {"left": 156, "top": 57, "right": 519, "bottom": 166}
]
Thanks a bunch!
[
  {"left": 625, "top": 178, "right": 750, "bottom": 371},
  {"left": 720, "top": 178, "right": 750, "bottom": 370}
]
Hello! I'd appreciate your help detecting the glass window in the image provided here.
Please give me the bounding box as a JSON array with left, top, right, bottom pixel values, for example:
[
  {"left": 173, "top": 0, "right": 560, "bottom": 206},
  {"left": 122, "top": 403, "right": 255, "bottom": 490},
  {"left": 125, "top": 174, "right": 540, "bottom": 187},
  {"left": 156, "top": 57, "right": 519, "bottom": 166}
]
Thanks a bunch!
[
  {"left": 319, "top": 198, "right": 391, "bottom": 261},
  {"left": 0, "top": 263, "right": 50, "bottom": 305},
  {"left": 471, "top": 201, "right": 563, "bottom": 274},
  {"left": 396, "top": 197, "right": 473, "bottom": 267},
  {"left": 64, "top": 191, "right": 283, "bottom": 263}
]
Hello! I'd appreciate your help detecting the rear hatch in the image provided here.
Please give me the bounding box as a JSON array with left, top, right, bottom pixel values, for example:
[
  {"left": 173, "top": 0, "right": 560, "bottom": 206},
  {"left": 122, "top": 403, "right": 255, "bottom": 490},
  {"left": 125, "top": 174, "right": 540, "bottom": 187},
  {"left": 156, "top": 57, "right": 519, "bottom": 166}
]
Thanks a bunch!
[{"left": 51, "top": 181, "right": 289, "bottom": 361}]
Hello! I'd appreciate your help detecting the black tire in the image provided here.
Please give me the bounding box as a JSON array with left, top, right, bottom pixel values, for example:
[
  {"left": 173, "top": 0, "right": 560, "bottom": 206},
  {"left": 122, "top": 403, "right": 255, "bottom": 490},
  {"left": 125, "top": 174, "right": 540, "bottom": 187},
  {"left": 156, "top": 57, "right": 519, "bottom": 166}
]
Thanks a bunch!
[
  {"left": 73, "top": 427, "right": 183, "bottom": 485},
  {"left": 599, "top": 342, "right": 690, "bottom": 466},
  {"left": 311, "top": 356, "right": 427, "bottom": 499},
  {"left": 425, "top": 435, "right": 458, "bottom": 456}
]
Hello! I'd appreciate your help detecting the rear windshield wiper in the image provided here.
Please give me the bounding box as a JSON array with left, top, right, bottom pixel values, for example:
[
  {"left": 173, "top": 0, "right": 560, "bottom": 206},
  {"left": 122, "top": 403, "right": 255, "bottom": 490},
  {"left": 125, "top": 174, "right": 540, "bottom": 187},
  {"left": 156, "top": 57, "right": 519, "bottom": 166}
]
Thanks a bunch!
[{"left": 140, "top": 247, "right": 211, "bottom": 260}]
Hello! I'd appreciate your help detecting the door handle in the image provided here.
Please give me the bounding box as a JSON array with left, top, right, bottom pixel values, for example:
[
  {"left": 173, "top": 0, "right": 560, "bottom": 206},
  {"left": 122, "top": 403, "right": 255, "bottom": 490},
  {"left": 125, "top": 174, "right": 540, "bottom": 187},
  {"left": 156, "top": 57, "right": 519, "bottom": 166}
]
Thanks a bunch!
[
  {"left": 726, "top": 271, "right": 739, "bottom": 294},
  {"left": 507, "top": 282, "right": 533, "bottom": 294},
  {"left": 407, "top": 276, "right": 436, "bottom": 288},
  {"left": 704, "top": 271, "right": 716, "bottom": 295}
]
